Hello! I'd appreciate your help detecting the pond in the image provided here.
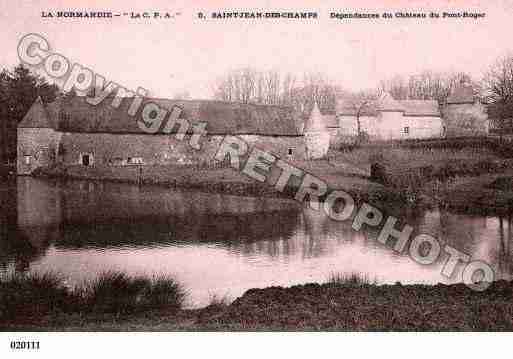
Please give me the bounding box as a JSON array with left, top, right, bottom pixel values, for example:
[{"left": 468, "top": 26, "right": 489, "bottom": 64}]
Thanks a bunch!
[{"left": 1, "top": 177, "right": 512, "bottom": 308}]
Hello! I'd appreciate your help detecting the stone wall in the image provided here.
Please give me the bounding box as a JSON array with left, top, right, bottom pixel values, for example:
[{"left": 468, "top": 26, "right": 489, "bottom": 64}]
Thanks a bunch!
[
  {"left": 59, "top": 132, "right": 205, "bottom": 166},
  {"left": 17, "top": 128, "right": 62, "bottom": 175},
  {"left": 441, "top": 102, "right": 489, "bottom": 137},
  {"left": 238, "top": 135, "right": 306, "bottom": 162},
  {"left": 338, "top": 112, "right": 443, "bottom": 141},
  {"left": 58, "top": 132, "right": 307, "bottom": 167},
  {"left": 380, "top": 115, "right": 443, "bottom": 140}
]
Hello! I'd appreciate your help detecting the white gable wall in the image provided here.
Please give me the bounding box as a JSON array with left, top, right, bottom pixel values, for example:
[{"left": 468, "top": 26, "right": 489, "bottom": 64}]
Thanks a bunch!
[
  {"left": 404, "top": 116, "right": 443, "bottom": 139},
  {"left": 379, "top": 113, "right": 443, "bottom": 140},
  {"left": 338, "top": 112, "right": 443, "bottom": 140},
  {"left": 338, "top": 115, "right": 381, "bottom": 137}
]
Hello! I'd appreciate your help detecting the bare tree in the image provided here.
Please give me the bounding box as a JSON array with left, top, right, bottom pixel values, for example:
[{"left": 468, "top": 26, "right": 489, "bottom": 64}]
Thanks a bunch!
[
  {"left": 280, "top": 72, "right": 297, "bottom": 106},
  {"left": 343, "top": 89, "right": 382, "bottom": 141},
  {"left": 212, "top": 72, "right": 233, "bottom": 102},
  {"left": 380, "top": 71, "right": 474, "bottom": 103},
  {"left": 211, "top": 68, "right": 339, "bottom": 116},
  {"left": 380, "top": 75, "right": 408, "bottom": 100},
  {"left": 289, "top": 71, "right": 340, "bottom": 117},
  {"left": 483, "top": 54, "right": 513, "bottom": 135},
  {"left": 212, "top": 67, "right": 257, "bottom": 104}
]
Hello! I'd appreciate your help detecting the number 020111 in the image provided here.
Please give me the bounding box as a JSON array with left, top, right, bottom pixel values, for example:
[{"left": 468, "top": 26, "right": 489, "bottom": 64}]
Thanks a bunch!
[{"left": 10, "top": 341, "right": 40, "bottom": 350}]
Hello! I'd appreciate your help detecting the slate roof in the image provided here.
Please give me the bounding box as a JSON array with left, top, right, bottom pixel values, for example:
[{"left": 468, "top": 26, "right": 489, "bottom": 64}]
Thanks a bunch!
[
  {"left": 336, "top": 94, "right": 440, "bottom": 117},
  {"left": 18, "top": 97, "right": 54, "bottom": 128},
  {"left": 304, "top": 102, "right": 325, "bottom": 132},
  {"left": 380, "top": 93, "right": 406, "bottom": 112},
  {"left": 397, "top": 100, "right": 440, "bottom": 117},
  {"left": 336, "top": 99, "right": 379, "bottom": 117},
  {"left": 337, "top": 107, "right": 379, "bottom": 116},
  {"left": 20, "top": 96, "right": 302, "bottom": 136},
  {"left": 446, "top": 84, "right": 475, "bottom": 104}
]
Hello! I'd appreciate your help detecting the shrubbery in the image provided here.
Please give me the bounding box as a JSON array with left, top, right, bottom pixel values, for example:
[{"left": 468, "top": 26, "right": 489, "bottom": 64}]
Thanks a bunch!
[{"left": 0, "top": 271, "right": 187, "bottom": 324}]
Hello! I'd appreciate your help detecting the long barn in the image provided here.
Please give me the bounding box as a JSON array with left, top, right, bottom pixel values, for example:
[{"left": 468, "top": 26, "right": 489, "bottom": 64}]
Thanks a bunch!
[{"left": 17, "top": 95, "right": 330, "bottom": 175}]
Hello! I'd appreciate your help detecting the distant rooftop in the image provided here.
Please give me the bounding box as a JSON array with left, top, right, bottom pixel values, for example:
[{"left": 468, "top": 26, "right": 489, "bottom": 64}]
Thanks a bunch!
[
  {"left": 19, "top": 96, "right": 303, "bottom": 136},
  {"left": 398, "top": 100, "right": 440, "bottom": 117},
  {"left": 336, "top": 93, "right": 440, "bottom": 117},
  {"left": 446, "top": 84, "right": 475, "bottom": 104},
  {"left": 380, "top": 92, "right": 406, "bottom": 112}
]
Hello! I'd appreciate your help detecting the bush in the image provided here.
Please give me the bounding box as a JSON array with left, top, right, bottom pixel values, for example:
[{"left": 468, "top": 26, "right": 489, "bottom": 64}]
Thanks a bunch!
[
  {"left": 206, "top": 293, "right": 230, "bottom": 310},
  {"left": 0, "top": 272, "right": 73, "bottom": 321},
  {"left": 326, "top": 272, "right": 375, "bottom": 287},
  {"left": 0, "top": 271, "right": 187, "bottom": 323},
  {"left": 145, "top": 275, "right": 188, "bottom": 311},
  {"left": 81, "top": 271, "right": 187, "bottom": 314}
]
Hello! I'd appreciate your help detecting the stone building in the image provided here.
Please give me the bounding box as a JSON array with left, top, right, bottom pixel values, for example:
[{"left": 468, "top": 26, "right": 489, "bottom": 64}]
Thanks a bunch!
[
  {"left": 18, "top": 95, "right": 328, "bottom": 175},
  {"left": 441, "top": 83, "right": 489, "bottom": 137},
  {"left": 336, "top": 83, "right": 488, "bottom": 141},
  {"left": 338, "top": 93, "right": 443, "bottom": 140},
  {"left": 17, "top": 83, "right": 490, "bottom": 176},
  {"left": 17, "top": 97, "right": 62, "bottom": 175},
  {"left": 303, "top": 102, "right": 331, "bottom": 159}
]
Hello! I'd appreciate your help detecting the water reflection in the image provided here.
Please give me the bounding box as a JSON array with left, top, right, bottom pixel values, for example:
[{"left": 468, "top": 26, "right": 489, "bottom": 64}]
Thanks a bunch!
[{"left": 0, "top": 177, "right": 512, "bottom": 307}]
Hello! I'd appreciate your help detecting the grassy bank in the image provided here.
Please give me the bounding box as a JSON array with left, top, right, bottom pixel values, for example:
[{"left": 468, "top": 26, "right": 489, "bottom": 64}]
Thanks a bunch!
[
  {"left": 422, "top": 171, "right": 513, "bottom": 215},
  {"left": 3, "top": 272, "right": 513, "bottom": 331},
  {"left": 332, "top": 142, "right": 513, "bottom": 214},
  {"left": 33, "top": 164, "right": 295, "bottom": 198},
  {"left": 0, "top": 272, "right": 186, "bottom": 327},
  {"left": 31, "top": 160, "right": 402, "bottom": 208},
  {"left": 28, "top": 138, "right": 513, "bottom": 215}
]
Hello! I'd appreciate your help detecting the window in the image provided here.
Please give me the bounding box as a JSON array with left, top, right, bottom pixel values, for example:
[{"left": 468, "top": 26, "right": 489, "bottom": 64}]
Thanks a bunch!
[
  {"left": 288, "top": 148, "right": 293, "bottom": 156},
  {"left": 24, "top": 155, "right": 31, "bottom": 165},
  {"left": 80, "top": 153, "right": 93, "bottom": 166},
  {"left": 403, "top": 126, "right": 410, "bottom": 134},
  {"left": 127, "top": 157, "right": 144, "bottom": 165}
]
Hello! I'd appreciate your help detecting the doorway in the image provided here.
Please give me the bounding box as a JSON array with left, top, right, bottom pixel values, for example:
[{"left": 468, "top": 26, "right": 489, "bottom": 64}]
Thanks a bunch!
[{"left": 81, "top": 154, "right": 91, "bottom": 166}]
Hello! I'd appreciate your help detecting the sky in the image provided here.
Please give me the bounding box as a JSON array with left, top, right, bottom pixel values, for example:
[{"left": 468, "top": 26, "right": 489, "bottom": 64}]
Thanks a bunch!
[{"left": 1, "top": 0, "right": 513, "bottom": 99}]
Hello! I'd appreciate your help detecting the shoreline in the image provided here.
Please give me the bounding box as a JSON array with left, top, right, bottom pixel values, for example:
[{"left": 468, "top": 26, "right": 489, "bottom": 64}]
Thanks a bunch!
[
  {"left": 27, "top": 162, "right": 402, "bottom": 206},
  {"left": 26, "top": 161, "right": 513, "bottom": 217},
  {"left": 4, "top": 279, "right": 513, "bottom": 331}
]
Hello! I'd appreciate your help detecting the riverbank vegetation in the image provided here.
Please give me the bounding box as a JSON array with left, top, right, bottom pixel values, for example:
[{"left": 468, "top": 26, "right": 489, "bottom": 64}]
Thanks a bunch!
[
  {"left": 3, "top": 272, "right": 513, "bottom": 331},
  {"left": 332, "top": 137, "right": 513, "bottom": 214},
  {"left": 25, "top": 136, "right": 513, "bottom": 217},
  {"left": 0, "top": 271, "right": 187, "bottom": 327},
  {"left": 326, "top": 272, "right": 376, "bottom": 287}
]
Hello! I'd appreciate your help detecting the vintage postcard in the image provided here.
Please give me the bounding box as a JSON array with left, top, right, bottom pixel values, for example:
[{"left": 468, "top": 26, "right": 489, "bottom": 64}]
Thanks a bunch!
[{"left": 1, "top": 0, "right": 512, "bottom": 355}]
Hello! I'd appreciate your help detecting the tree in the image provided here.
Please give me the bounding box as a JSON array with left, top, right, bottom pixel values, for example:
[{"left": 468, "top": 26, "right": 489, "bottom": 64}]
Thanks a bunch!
[
  {"left": 0, "top": 70, "right": 10, "bottom": 162},
  {"left": 211, "top": 67, "right": 339, "bottom": 117},
  {"left": 380, "top": 70, "right": 474, "bottom": 103},
  {"left": 343, "top": 89, "right": 382, "bottom": 141},
  {"left": 289, "top": 72, "right": 340, "bottom": 117},
  {"left": 0, "top": 64, "right": 60, "bottom": 162},
  {"left": 483, "top": 54, "right": 513, "bottom": 135},
  {"left": 212, "top": 67, "right": 257, "bottom": 104}
]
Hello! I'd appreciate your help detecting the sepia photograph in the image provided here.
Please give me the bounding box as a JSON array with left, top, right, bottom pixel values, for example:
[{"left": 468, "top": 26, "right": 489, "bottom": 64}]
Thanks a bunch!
[{"left": 1, "top": 0, "right": 513, "bottom": 355}]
